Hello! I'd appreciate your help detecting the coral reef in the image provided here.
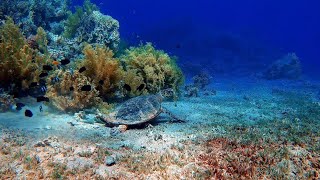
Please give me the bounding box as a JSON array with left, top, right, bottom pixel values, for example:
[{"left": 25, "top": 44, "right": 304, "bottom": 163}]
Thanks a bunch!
[
  {"left": 64, "top": 0, "right": 120, "bottom": 50},
  {"left": 0, "top": 19, "right": 46, "bottom": 92},
  {"left": 184, "top": 85, "right": 199, "bottom": 97},
  {"left": 264, "top": 53, "right": 302, "bottom": 80},
  {"left": 63, "top": 0, "right": 98, "bottom": 38},
  {"left": 80, "top": 44, "right": 124, "bottom": 99},
  {"left": 45, "top": 70, "right": 103, "bottom": 112},
  {"left": 192, "top": 71, "right": 212, "bottom": 89},
  {"left": 183, "top": 72, "right": 213, "bottom": 97},
  {"left": 0, "top": 0, "right": 69, "bottom": 36},
  {"left": 121, "top": 43, "right": 184, "bottom": 95},
  {"left": 0, "top": 91, "right": 15, "bottom": 112}
]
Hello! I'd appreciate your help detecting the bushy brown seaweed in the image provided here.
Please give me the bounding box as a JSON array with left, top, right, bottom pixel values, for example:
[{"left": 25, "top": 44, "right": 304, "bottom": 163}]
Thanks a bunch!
[
  {"left": 121, "top": 43, "right": 184, "bottom": 95},
  {"left": 45, "top": 70, "right": 103, "bottom": 112},
  {"left": 0, "top": 19, "right": 46, "bottom": 91},
  {"left": 80, "top": 44, "right": 124, "bottom": 98}
]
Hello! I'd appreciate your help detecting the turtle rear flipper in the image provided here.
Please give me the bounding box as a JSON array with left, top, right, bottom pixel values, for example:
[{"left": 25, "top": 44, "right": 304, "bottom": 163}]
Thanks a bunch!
[{"left": 161, "top": 107, "right": 186, "bottom": 123}]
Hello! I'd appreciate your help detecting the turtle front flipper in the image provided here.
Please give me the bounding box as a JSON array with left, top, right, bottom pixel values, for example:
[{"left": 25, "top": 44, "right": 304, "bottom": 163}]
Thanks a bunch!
[{"left": 161, "top": 107, "right": 186, "bottom": 123}]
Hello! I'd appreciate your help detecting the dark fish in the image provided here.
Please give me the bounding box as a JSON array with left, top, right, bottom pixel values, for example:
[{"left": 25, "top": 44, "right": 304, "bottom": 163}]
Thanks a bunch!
[
  {"left": 40, "top": 86, "right": 47, "bottom": 93},
  {"left": 30, "top": 82, "right": 38, "bottom": 87},
  {"left": 39, "top": 105, "right": 43, "bottom": 112},
  {"left": 123, "top": 84, "right": 131, "bottom": 91},
  {"left": 79, "top": 66, "right": 86, "bottom": 73},
  {"left": 37, "top": 96, "right": 49, "bottom": 102},
  {"left": 51, "top": 76, "right": 59, "bottom": 83},
  {"left": 176, "top": 44, "right": 181, "bottom": 49},
  {"left": 16, "top": 102, "right": 25, "bottom": 111},
  {"left": 39, "top": 72, "right": 48, "bottom": 78},
  {"left": 69, "top": 87, "right": 74, "bottom": 91},
  {"left": 60, "top": 59, "right": 70, "bottom": 65},
  {"left": 43, "top": 65, "right": 53, "bottom": 71},
  {"left": 99, "top": 80, "right": 104, "bottom": 85},
  {"left": 25, "top": 109, "right": 33, "bottom": 117},
  {"left": 137, "top": 84, "right": 145, "bottom": 91},
  {"left": 81, "top": 85, "right": 91, "bottom": 91}
]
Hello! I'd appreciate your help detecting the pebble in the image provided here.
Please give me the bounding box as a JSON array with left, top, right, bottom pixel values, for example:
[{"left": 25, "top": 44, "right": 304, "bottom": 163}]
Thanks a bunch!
[
  {"left": 118, "top": 125, "right": 128, "bottom": 132},
  {"left": 35, "top": 155, "right": 42, "bottom": 163},
  {"left": 154, "top": 134, "right": 163, "bottom": 141},
  {"left": 105, "top": 156, "right": 115, "bottom": 166}
]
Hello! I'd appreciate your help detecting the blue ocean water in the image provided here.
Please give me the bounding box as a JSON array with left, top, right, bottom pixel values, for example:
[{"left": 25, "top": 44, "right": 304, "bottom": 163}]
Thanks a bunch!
[
  {"left": 0, "top": 0, "right": 320, "bottom": 179},
  {"left": 73, "top": 0, "right": 320, "bottom": 78}
]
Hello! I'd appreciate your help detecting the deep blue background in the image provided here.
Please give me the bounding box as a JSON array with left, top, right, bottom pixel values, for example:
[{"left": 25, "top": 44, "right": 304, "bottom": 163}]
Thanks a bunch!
[{"left": 73, "top": 0, "right": 320, "bottom": 78}]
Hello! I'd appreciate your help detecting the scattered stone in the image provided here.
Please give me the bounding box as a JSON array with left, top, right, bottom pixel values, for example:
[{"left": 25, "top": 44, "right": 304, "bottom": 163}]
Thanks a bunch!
[
  {"left": 35, "top": 155, "right": 42, "bottom": 163},
  {"left": 105, "top": 156, "right": 116, "bottom": 166},
  {"left": 34, "top": 141, "right": 46, "bottom": 147},
  {"left": 118, "top": 125, "right": 128, "bottom": 132},
  {"left": 154, "top": 134, "right": 163, "bottom": 141},
  {"left": 184, "top": 85, "right": 199, "bottom": 97},
  {"left": 74, "top": 111, "right": 99, "bottom": 124},
  {"left": 193, "top": 71, "right": 212, "bottom": 89}
]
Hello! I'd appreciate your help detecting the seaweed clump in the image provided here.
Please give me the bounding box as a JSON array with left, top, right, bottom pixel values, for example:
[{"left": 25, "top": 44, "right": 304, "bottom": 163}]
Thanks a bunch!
[
  {"left": 121, "top": 43, "right": 184, "bottom": 96},
  {"left": 45, "top": 70, "right": 103, "bottom": 112},
  {"left": 0, "top": 19, "right": 46, "bottom": 92},
  {"left": 80, "top": 44, "right": 124, "bottom": 99}
]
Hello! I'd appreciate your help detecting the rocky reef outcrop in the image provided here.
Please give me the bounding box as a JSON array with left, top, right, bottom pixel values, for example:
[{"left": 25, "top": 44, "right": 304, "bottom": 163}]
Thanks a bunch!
[{"left": 264, "top": 53, "right": 302, "bottom": 80}]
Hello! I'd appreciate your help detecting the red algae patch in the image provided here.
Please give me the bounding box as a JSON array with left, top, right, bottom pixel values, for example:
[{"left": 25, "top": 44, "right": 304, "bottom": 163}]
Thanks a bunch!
[{"left": 198, "top": 137, "right": 320, "bottom": 179}]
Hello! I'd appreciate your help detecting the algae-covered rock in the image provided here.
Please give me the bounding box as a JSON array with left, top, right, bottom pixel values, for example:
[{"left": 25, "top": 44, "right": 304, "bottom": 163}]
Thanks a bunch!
[{"left": 264, "top": 53, "right": 302, "bottom": 80}]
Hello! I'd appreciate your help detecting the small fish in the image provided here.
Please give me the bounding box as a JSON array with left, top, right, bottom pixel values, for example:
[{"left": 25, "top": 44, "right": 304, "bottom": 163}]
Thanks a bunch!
[
  {"left": 40, "top": 86, "right": 47, "bottom": 93},
  {"left": 39, "top": 72, "right": 48, "bottom": 78},
  {"left": 137, "top": 84, "right": 145, "bottom": 91},
  {"left": 25, "top": 109, "right": 33, "bottom": 117},
  {"left": 51, "top": 76, "right": 59, "bottom": 83},
  {"left": 60, "top": 59, "right": 70, "bottom": 65},
  {"left": 69, "top": 68, "right": 74, "bottom": 76},
  {"left": 37, "top": 96, "right": 49, "bottom": 102},
  {"left": 39, "top": 105, "right": 43, "bottom": 112},
  {"left": 69, "top": 87, "right": 74, "bottom": 91},
  {"left": 43, "top": 65, "right": 53, "bottom": 71},
  {"left": 176, "top": 44, "right": 181, "bottom": 49},
  {"left": 52, "top": 60, "right": 60, "bottom": 66},
  {"left": 99, "top": 80, "right": 104, "bottom": 85},
  {"left": 16, "top": 102, "right": 25, "bottom": 111},
  {"left": 123, "top": 84, "right": 131, "bottom": 91},
  {"left": 79, "top": 66, "right": 86, "bottom": 73},
  {"left": 81, "top": 85, "right": 91, "bottom": 91},
  {"left": 29, "top": 82, "right": 38, "bottom": 87}
]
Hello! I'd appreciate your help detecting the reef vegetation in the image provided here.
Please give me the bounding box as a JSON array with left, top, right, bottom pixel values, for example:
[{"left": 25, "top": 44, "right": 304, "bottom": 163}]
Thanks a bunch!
[{"left": 0, "top": 0, "right": 184, "bottom": 112}]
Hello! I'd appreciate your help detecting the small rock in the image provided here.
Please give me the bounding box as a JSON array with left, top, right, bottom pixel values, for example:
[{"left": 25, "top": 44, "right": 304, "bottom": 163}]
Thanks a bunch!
[
  {"left": 35, "top": 155, "right": 42, "bottom": 163},
  {"left": 118, "top": 125, "right": 128, "bottom": 132},
  {"left": 105, "top": 156, "right": 115, "bottom": 166},
  {"left": 154, "top": 134, "right": 163, "bottom": 141},
  {"left": 34, "top": 141, "right": 46, "bottom": 147}
]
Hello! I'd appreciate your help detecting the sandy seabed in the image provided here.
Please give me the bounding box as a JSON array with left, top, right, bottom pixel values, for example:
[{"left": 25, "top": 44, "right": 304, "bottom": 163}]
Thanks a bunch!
[{"left": 1, "top": 77, "right": 320, "bottom": 179}]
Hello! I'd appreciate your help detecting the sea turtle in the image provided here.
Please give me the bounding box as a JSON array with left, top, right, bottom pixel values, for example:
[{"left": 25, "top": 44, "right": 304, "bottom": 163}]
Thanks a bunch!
[{"left": 97, "top": 94, "right": 185, "bottom": 126}]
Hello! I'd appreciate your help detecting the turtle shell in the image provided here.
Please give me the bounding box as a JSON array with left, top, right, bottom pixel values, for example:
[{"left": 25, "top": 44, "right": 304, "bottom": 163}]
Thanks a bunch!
[{"left": 106, "top": 95, "right": 163, "bottom": 125}]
